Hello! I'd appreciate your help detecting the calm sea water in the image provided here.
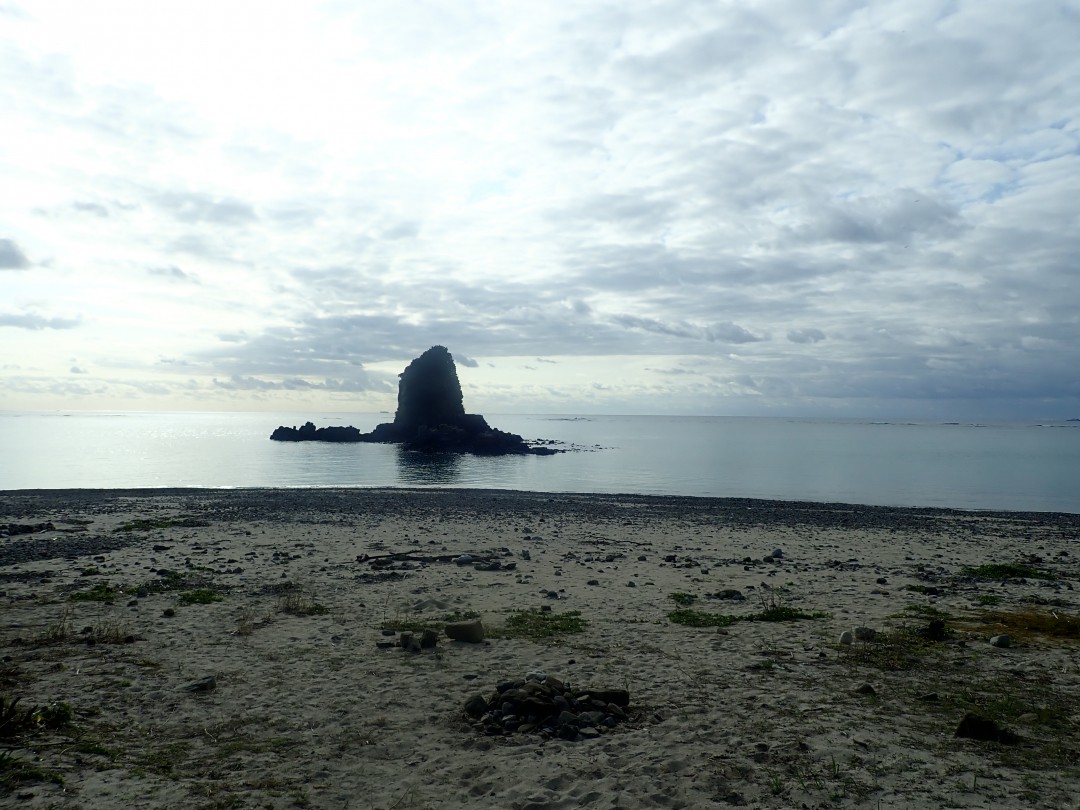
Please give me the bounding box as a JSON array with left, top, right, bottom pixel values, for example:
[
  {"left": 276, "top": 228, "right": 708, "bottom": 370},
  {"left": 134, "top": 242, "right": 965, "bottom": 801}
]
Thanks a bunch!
[{"left": 1, "top": 411, "right": 1078, "bottom": 513}]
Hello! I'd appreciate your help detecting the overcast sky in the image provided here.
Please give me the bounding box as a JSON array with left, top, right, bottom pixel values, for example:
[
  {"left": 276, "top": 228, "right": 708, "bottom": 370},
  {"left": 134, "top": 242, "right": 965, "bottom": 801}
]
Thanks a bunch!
[{"left": 2, "top": 1, "right": 1078, "bottom": 418}]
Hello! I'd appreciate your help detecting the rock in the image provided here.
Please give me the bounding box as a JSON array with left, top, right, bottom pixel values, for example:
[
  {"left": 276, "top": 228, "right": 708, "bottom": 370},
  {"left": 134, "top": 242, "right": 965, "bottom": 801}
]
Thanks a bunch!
[
  {"left": 854, "top": 683, "right": 877, "bottom": 696},
  {"left": 455, "top": 554, "right": 474, "bottom": 565},
  {"left": 445, "top": 618, "right": 485, "bottom": 643},
  {"left": 852, "top": 626, "right": 877, "bottom": 642},
  {"left": 838, "top": 631, "right": 854, "bottom": 645},
  {"left": 916, "top": 619, "right": 948, "bottom": 642},
  {"left": 954, "top": 713, "right": 1021, "bottom": 744},
  {"left": 420, "top": 629, "right": 439, "bottom": 649},
  {"left": 272, "top": 346, "right": 561, "bottom": 455},
  {"left": 464, "top": 694, "right": 488, "bottom": 718},
  {"left": 466, "top": 675, "right": 632, "bottom": 742},
  {"left": 180, "top": 675, "right": 217, "bottom": 693},
  {"left": 713, "top": 589, "right": 745, "bottom": 601},
  {"left": 771, "top": 549, "right": 783, "bottom": 559},
  {"left": 989, "top": 634, "right": 1011, "bottom": 648}
]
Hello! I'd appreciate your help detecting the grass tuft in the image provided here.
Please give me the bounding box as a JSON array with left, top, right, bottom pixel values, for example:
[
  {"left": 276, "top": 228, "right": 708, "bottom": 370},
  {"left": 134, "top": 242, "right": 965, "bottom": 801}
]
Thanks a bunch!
[
  {"left": 178, "top": 588, "right": 223, "bottom": 605},
  {"left": 491, "top": 609, "right": 588, "bottom": 640}
]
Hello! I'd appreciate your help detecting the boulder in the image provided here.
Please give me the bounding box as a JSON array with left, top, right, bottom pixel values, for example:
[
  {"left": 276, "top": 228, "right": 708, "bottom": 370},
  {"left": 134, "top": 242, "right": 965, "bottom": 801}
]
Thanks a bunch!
[{"left": 445, "top": 618, "right": 486, "bottom": 643}]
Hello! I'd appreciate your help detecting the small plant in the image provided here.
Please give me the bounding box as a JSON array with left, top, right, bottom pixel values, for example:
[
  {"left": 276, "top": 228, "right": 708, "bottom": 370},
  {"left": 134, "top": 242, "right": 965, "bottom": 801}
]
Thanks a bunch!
[
  {"left": 41, "top": 607, "right": 74, "bottom": 643},
  {"left": 33, "top": 701, "right": 74, "bottom": 730},
  {"left": 80, "top": 567, "right": 101, "bottom": 576},
  {"left": 491, "top": 609, "right": 588, "bottom": 640},
  {"left": 962, "top": 563, "right": 1055, "bottom": 581},
  {"left": 669, "top": 592, "right": 698, "bottom": 607},
  {"left": 278, "top": 588, "right": 328, "bottom": 616},
  {"left": 178, "top": 588, "right": 223, "bottom": 605},
  {"left": 974, "top": 593, "right": 1002, "bottom": 606},
  {"left": 0, "top": 696, "right": 36, "bottom": 738}
]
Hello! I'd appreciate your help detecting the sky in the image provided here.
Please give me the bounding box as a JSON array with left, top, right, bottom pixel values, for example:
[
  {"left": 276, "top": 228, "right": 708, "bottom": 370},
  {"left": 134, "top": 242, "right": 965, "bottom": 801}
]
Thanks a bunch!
[{"left": 1, "top": 0, "right": 1078, "bottom": 419}]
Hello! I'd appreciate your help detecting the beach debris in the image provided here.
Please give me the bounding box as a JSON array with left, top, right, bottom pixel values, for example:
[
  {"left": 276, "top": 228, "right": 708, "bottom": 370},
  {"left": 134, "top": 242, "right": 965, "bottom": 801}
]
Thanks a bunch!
[
  {"left": 954, "top": 713, "right": 1022, "bottom": 745},
  {"left": 445, "top": 618, "right": 485, "bottom": 643},
  {"left": 464, "top": 674, "right": 631, "bottom": 741},
  {"left": 989, "top": 634, "right": 1011, "bottom": 648}
]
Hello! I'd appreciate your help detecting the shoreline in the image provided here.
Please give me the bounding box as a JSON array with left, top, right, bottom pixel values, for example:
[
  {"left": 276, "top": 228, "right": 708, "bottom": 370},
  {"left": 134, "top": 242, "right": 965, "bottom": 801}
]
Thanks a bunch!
[
  {"left": 2, "top": 488, "right": 1078, "bottom": 808},
  {"left": 5, "top": 486, "right": 1079, "bottom": 520}
]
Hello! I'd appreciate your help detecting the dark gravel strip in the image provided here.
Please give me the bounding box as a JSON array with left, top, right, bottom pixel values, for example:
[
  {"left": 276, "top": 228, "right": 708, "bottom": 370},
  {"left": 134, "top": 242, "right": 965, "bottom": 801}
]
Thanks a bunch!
[{"left": 3, "top": 488, "right": 1078, "bottom": 532}]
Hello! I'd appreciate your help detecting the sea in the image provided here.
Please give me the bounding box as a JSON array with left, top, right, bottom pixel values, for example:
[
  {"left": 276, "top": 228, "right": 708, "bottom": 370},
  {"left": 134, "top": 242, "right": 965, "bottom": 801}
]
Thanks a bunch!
[{"left": 1, "top": 411, "right": 1078, "bottom": 514}]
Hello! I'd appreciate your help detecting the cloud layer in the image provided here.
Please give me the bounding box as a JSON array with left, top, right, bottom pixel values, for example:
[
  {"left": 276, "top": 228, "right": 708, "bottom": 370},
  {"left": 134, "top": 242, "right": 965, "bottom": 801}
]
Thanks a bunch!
[{"left": 1, "top": 0, "right": 1078, "bottom": 417}]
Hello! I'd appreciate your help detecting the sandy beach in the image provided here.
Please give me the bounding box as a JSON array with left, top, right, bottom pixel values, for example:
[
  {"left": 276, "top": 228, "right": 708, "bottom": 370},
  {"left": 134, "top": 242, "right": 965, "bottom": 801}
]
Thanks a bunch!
[{"left": 1, "top": 488, "right": 1078, "bottom": 809}]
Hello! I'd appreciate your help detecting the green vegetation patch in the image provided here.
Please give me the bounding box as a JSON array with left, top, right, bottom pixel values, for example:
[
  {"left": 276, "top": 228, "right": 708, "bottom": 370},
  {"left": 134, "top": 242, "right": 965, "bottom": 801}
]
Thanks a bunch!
[
  {"left": 491, "top": 609, "right": 588, "bottom": 640},
  {"left": 839, "top": 627, "right": 950, "bottom": 671},
  {"left": 113, "top": 517, "right": 209, "bottom": 533},
  {"left": 668, "top": 608, "right": 739, "bottom": 628},
  {"left": 958, "top": 608, "right": 1080, "bottom": 642},
  {"left": 669, "top": 594, "right": 828, "bottom": 628},
  {"left": 70, "top": 583, "right": 124, "bottom": 602},
  {"left": 962, "top": 563, "right": 1056, "bottom": 581},
  {"left": 669, "top": 592, "right": 698, "bottom": 607},
  {"left": 178, "top": 588, "right": 223, "bottom": 605}
]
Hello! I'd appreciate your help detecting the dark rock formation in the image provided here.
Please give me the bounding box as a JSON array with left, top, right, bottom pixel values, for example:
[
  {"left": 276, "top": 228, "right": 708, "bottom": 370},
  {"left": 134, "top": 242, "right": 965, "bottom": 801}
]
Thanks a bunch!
[
  {"left": 270, "top": 422, "right": 364, "bottom": 442},
  {"left": 270, "top": 346, "right": 560, "bottom": 455},
  {"left": 463, "top": 673, "right": 632, "bottom": 741}
]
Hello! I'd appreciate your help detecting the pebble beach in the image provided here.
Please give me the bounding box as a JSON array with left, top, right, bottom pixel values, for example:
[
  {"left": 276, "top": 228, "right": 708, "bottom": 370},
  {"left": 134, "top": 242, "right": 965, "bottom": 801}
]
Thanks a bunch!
[{"left": 2, "top": 488, "right": 1079, "bottom": 809}]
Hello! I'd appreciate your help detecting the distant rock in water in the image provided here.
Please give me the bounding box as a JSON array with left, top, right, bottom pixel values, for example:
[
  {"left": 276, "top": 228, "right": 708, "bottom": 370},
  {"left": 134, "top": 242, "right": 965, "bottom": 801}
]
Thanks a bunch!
[
  {"left": 269, "top": 422, "right": 364, "bottom": 443},
  {"left": 270, "top": 346, "right": 560, "bottom": 455}
]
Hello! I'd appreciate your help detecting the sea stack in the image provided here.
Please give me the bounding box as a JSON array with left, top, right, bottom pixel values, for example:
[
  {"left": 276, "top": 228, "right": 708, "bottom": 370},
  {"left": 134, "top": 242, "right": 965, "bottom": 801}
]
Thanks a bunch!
[{"left": 271, "top": 346, "right": 560, "bottom": 455}]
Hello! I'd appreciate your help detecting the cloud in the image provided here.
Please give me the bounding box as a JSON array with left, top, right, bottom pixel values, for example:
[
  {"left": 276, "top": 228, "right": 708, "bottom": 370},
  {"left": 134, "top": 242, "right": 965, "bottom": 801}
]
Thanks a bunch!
[
  {"left": 152, "top": 191, "right": 257, "bottom": 226},
  {"left": 212, "top": 374, "right": 383, "bottom": 393},
  {"left": 0, "top": 1, "right": 1077, "bottom": 417},
  {"left": 787, "top": 328, "right": 826, "bottom": 344},
  {"left": 0, "top": 238, "right": 30, "bottom": 269},
  {"left": 148, "top": 265, "right": 199, "bottom": 283},
  {"left": 0, "top": 312, "right": 81, "bottom": 330}
]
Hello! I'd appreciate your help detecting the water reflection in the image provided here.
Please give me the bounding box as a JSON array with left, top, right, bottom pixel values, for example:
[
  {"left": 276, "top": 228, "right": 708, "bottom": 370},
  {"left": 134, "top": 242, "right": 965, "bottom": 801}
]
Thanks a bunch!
[{"left": 395, "top": 448, "right": 462, "bottom": 485}]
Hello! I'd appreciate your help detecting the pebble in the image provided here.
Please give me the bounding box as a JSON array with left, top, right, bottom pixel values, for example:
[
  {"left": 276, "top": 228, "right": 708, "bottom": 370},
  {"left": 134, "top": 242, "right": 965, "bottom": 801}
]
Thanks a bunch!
[
  {"left": 853, "top": 626, "right": 877, "bottom": 642},
  {"left": 990, "top": 634, "right": 1011, "bottom": 648},
  {"left": 838, "top": 630, "right": 854, "bottom": 645}
]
